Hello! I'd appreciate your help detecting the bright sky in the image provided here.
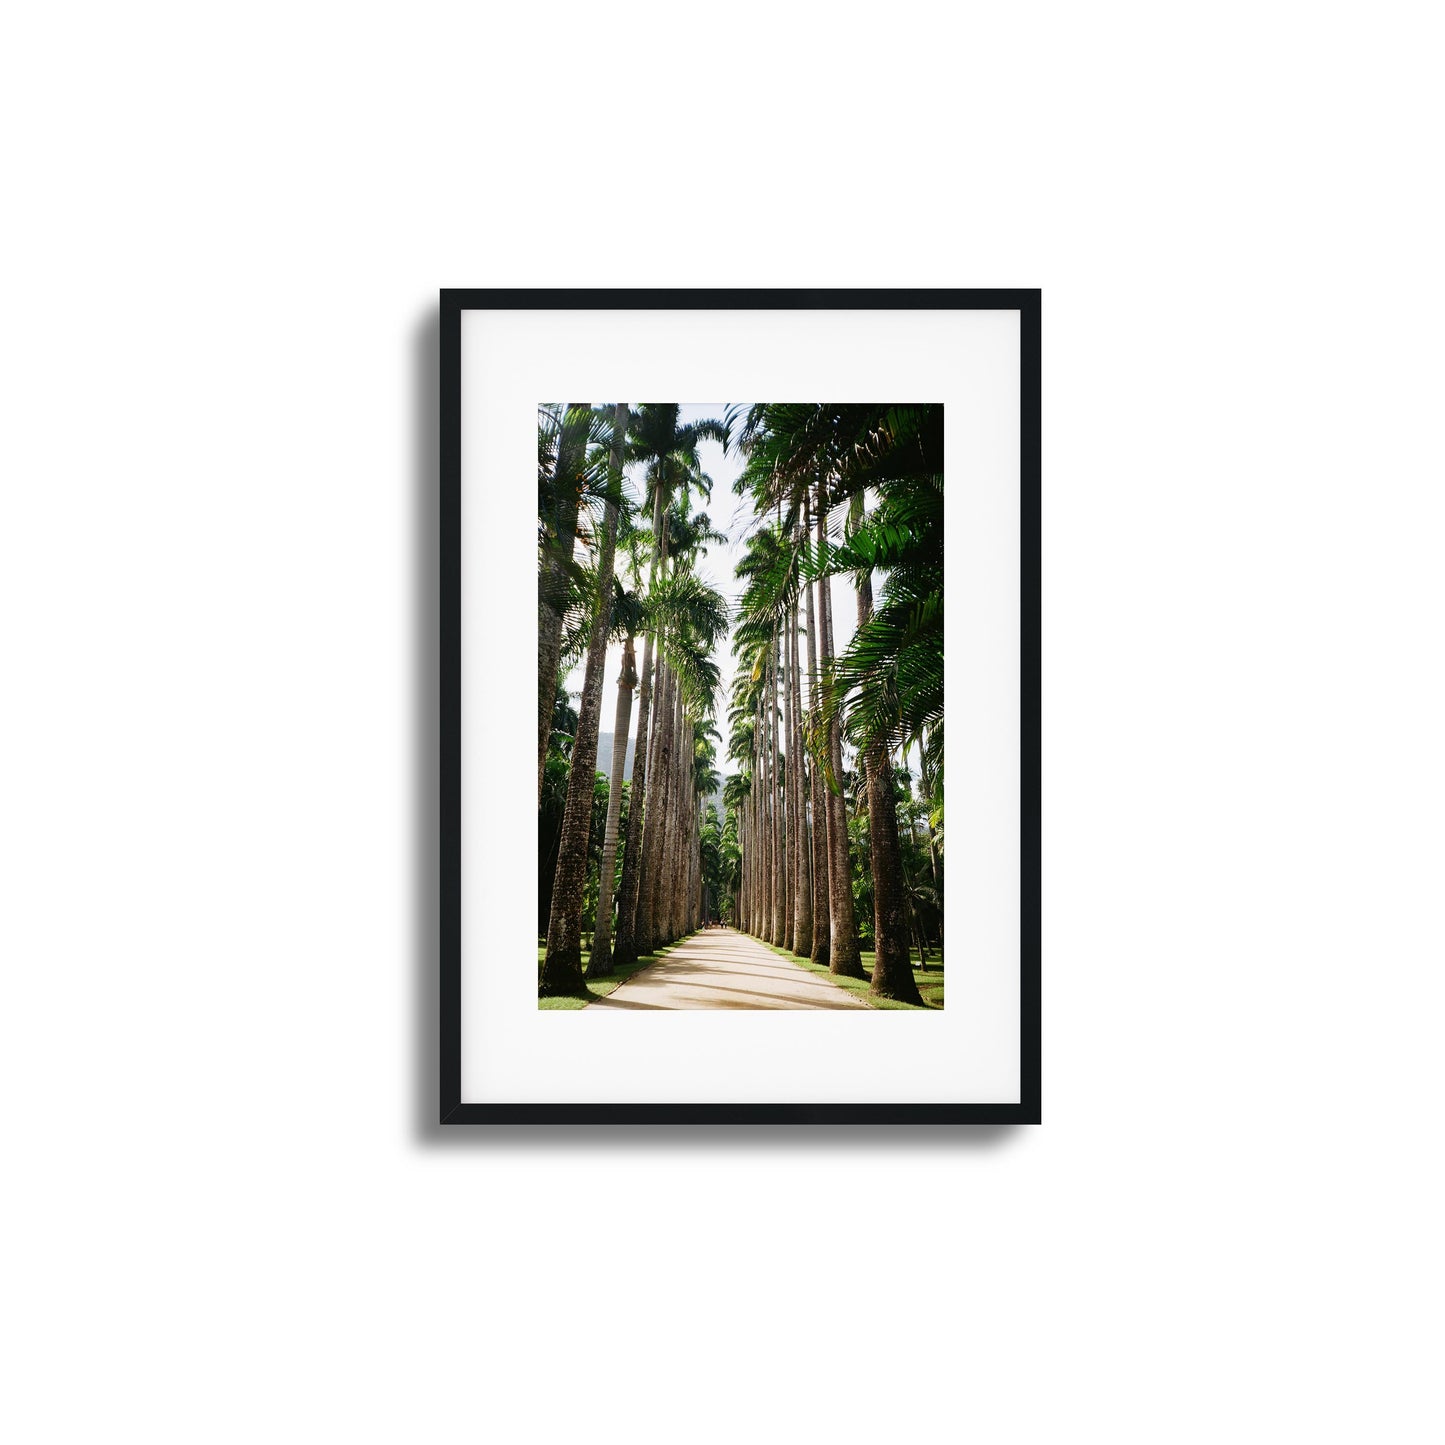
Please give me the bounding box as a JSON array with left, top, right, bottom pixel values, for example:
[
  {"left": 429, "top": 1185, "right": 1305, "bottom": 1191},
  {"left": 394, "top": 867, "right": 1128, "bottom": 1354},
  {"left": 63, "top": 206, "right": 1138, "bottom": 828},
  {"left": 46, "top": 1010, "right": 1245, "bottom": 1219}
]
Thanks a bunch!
[{"left": 561, "top": 403, "right": 860, "bottom": 777}]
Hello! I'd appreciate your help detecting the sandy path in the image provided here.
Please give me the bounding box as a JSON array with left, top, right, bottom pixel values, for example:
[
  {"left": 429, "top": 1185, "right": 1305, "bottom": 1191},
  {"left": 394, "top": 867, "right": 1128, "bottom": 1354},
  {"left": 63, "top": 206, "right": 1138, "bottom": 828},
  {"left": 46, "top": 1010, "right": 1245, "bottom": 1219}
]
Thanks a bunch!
[{"left": 587, "top": 926, "right": 870, "bottom": 1010}]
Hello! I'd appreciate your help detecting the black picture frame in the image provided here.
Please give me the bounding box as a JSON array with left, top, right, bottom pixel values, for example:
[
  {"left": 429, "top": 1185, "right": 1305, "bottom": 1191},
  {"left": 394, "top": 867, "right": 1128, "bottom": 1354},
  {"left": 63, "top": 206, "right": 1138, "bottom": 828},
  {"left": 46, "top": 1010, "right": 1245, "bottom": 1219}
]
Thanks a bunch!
[{"left": 440, "top": 289, "right": 1040, "bottom": 1125}]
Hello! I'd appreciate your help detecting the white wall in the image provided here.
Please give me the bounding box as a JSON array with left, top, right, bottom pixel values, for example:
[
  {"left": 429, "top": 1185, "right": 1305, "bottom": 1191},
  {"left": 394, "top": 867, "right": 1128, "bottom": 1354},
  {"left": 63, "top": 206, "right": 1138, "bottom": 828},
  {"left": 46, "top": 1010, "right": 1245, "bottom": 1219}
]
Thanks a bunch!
[{"left": 3, "top": 5, "right": 1441, "bottom": 1442}]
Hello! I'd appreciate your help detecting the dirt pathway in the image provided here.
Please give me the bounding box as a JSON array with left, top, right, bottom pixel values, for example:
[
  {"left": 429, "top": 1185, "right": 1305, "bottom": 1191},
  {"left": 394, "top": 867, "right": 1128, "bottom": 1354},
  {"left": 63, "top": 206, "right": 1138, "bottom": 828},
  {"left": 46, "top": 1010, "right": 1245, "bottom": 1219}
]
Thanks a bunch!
[{"left": 587, "top": 926, "right": 870, "bottom": 1010}]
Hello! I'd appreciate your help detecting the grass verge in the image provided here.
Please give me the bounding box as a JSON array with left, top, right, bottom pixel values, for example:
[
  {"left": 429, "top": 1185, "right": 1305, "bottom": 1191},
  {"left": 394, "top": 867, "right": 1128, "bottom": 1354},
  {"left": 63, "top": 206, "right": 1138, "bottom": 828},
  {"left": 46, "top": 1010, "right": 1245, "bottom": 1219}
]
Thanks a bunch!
[
  {"left": 536, "top": 936, "right": 688, "bottom": 1010},
  {"left": 761, "top": 941, "right": 944, "bottom": 1010}
]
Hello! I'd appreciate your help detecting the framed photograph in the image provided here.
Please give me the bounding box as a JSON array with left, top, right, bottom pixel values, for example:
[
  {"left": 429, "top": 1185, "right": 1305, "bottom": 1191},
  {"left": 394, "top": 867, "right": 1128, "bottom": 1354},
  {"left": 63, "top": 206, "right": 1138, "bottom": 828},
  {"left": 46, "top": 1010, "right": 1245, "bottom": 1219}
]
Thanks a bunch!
[{"left": 440, "top": 289, "right": 1039, "bottom": 1124}]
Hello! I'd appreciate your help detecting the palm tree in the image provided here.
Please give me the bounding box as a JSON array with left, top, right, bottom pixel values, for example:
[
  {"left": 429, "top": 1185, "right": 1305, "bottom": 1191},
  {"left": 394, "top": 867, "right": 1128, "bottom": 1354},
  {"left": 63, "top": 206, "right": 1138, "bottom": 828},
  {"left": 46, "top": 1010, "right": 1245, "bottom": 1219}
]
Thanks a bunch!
[
  {"left": 852, "top": 546, "right": 924, "bottom": 1005},
  {"left": 816, "top": 482, "right": 866, "bottom": 977},
  {"left": 585, "top": 518, "right": 651, "bottom": 975},
  {"left": 727, "top": 604, "right": 769, "bottom": 940},
  {"left": 720, "top": 773, "right": 748, "bottom": 922},
  {"left": 586, "top": 592, "right": 641, "bottom": 976},
  {"left": 808, "top": 406, "right": 945, "bottom": 761},
  {"left": 690, "top": 720, "right": 720, "bottom": 929},
  {"left": 540, "top": 403, "right": 629, "bottom": 994},
  {"left": 724, "top": 707, "right": 755, "bottom": 929},
  {"left": 537, "top": 683, "right": 577, "bottom": 934},
  {"left": 787, "top": 593, "right": 811, "bottom": 957},
  {"left": 536, "top": 404, "right": 613, "bottom": 806},
  {"left": 611, "top": 407, "right": 729, "bottom": 970},
  {"left": 770, "top": 627, "right": 787, "bottom": 945},
  {"left": 917, "top": 725, "right": 944, "bottom": 954},
  {"left": 802, "top": 490, "right": 830, "bottom": 969},
  {"left": 699, "top": 807, "right": 724, "bottom": 923}
]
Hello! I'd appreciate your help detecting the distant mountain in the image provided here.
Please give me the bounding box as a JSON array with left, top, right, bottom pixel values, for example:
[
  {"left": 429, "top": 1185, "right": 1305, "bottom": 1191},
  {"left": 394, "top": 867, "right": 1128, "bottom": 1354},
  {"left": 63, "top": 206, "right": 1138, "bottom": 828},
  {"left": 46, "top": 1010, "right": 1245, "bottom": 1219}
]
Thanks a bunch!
[{"left": 594, "top": 731, "right": 637, "bottom": 784}]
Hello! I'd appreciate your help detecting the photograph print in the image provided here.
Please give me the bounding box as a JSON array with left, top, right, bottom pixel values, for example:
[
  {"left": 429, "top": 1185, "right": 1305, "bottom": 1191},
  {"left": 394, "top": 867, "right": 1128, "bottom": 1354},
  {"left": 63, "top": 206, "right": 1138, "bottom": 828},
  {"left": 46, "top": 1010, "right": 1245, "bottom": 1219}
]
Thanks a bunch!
[{"left": 538, "top": 403, "right": 945, "bottom": 1011}]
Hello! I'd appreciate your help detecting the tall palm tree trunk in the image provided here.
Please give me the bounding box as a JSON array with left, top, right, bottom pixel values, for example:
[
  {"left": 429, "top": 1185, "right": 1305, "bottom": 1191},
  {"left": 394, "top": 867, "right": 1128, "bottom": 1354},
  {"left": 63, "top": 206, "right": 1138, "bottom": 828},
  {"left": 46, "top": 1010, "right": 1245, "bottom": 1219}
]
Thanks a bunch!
[
  {"left": 789, "top": 598, "right": 812, "bottom": 956},
  {"left": 739, "top": 797, "right": 749, "bottom": 932},
  {"left": 674, "top": 709, "right": 689, "bottom": 937},
  {"left": 662, "top": 678, "right": 682, "bottom": 943},
  {"left": 770, "top": 635, "right": 786, "bottom": 945},
  {"left": 897, "top": 745, "right": 932, "bottom": 962},
  {"left": 635, "top": 668, "right": 657, "bottom": 944},
  {"left": 754, "top": 785, "right": 763, "bottom": 934},
  {"left": 740, "top": 795, "right": 751, "bottom": 933},
  {"left": 685, "top": 803, "right": 695, "bottom": 934},
  {"left": 537, "top": 402, "right": 588, "bottom": 806},
  {"left": 662, "top": 699, "right": 685, "bottom": 942},
  {"left": 818, "top": 489, "right": 865, "bottom": 978},
  {"left": 636, "top": 663, "right": 674, "bottom": 951},
  {"left": 804, "top": 492, "right": 831, "bottom": 970},
  {"left": 634, "top": 661, "right": 667, "bottom": 951},
  {"left": 737, "top": 798, "right": 747, "bottom": 931},
  {"left": 782, "top": 615, "right": 795, "bottom": 951},
  {"left": 668, "top": 711, "right": 684, "bottom": 943},
  {"left": 697, "top": 802, "right": 707, "bottom": 927},
  {"left": 764, "top": 692, "right": 773, "bottom": 941},
  {"left": 739, "top": 804, "right": 746, "bottom": 930},
  {"left": 786, "top": 621, "right": 797, "bottom": 936},
  {"left": 688, "top": 803, "right": 699, "bottom": 931},
  {"left": 612, "top": 625, "right": 654, "bottom": 969},
  {"left": 762, "top": 693, "right": 774, "bottom": 942},
  {"left": 657, "top": 696, "right": 674, "bottom": 947},
  {"left": 757, "top": 759, "right": 765, "bottom": 938},
  {"left": 751, "top": 784, "right": 761, "bottom": 936},
  {"left": 855, "top": 568, "right": 925, "bottom": 1004},
  {"left": 539, "top": 403, "right": 625, "bottom": 992},
  {"left": 692, "top": 800, "right": 702, "bottom": 930},
  {"left": 919, "top": 729, "right": 943, "bottom": 952},
  {"left": 587, "top": 633, "right": 636, "bottom": 976},
  {"left": 612, "top": 481, "right": 669, "bottom": 970}
]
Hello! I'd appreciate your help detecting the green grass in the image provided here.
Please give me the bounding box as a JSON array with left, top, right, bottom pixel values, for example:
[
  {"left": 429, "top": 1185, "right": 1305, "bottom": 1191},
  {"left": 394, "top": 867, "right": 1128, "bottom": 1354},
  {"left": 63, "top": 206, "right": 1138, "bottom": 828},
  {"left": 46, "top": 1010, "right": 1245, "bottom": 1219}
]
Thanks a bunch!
[
  {"left": 536, "top": 936, "right": 688, "bottom": 1009},
  {"left": 761, "top": 940, "right": 944, "bottom": 1010}
]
